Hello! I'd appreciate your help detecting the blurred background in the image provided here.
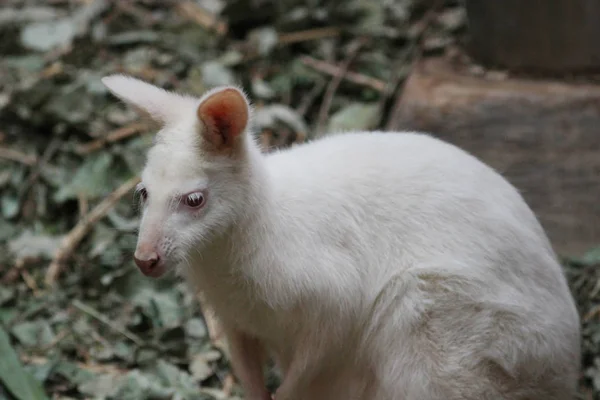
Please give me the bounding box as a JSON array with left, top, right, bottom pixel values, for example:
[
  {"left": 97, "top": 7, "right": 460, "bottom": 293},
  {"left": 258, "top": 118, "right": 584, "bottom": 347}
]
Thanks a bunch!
[{"left": 0, "top": 0, "right": 599, "bottom": 399}]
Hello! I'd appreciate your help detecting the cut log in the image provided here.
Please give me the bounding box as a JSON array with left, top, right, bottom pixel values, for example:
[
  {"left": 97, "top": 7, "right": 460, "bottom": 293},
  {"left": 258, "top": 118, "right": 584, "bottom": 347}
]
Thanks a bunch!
[
  {"left": 464, "top": 0, "right": 600, "bottom": 73},
  {"left": 387, "top": 57, "right": 600, "bottom": 257}
]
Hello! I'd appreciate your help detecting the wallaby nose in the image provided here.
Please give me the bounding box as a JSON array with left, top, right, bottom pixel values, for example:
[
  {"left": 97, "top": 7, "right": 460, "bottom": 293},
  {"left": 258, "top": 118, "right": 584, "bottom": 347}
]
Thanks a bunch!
[{"left": 134, "top": 252, "right": 160, "bottom": 272}]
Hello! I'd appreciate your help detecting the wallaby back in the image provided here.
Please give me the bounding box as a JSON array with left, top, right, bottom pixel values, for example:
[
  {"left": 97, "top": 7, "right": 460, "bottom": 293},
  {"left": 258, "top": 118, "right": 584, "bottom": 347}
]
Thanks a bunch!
[{"left": 102, "top": 75, "right": 581, "bottom": 400}]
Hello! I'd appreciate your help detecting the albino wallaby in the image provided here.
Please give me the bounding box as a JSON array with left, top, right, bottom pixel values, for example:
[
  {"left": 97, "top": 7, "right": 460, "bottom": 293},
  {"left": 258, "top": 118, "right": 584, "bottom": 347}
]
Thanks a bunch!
[{"left": 102, "top": 75, "right": 581, "bottom": 400}]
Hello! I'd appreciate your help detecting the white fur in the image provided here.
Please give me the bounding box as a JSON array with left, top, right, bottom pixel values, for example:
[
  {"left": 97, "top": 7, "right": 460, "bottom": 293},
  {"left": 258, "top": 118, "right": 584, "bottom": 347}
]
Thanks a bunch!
[{"left": 103, "top": 75, "right": 581, "bottom": 400}]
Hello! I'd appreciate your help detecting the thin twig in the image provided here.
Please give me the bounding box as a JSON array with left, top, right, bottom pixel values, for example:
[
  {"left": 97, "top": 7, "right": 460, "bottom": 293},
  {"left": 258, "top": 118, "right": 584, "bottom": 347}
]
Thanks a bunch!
[
  {"left": 17, "top": 138, "right": 61, "bottom": 216},
  {"left": 89, "top": 329, "right": 112, "bottom": 349},
  {"left": 15, "top": 258, "right": 40, "bottom": 295},
  {"left": 296, "top": 78, "right": 327, "bottom": 117},
  {"left": 411, "top": 0, "right": 445, "bottom": 54},
  {"left": 40, "top": 329, "right": 69, "bottom": 352},
  {"left": 299, "top": 55, "right": 386, "bottom": 93},
  {"left": 278, "top": 27, "right": 340, "bottom": 45},
  {"left": 19, "top": 138, "right": 60, "bottom": 191},
  {"left": 72, "top": 299, "right": 145, "bottom": 346},
  {"left": 76, "top": 122, "right": 148, "bottom": 155},
  {"left": 176, "top": 0, "right": 227, "bottom": 36},
  {"left": 21, "top": 354, "right": 129, "bottom": 375},
  {"left": 45, "top": 176, "right": 141, "bottom": 286},
  {"left": 40, "top": 61, "right": 63, "bottom": 79},
  {"left": 77, "top": 193, "right": 89, "bottom": 219},
  {"left": 0, "top": 147, "right": 37, "bottom": 165},
  {"left": 373, "top": 48, "right": 411, "bottom": 129},
  {"left": 315, "top": 38, "right": 368, "bottom": 137},
  {"left": 221, "top": 373, "right": 235, "bottom": 396},
  {"left": 584, "top": 305, "right": 600, "bottom": 322},
  {"left": 384, "top": 0, "right": 444, "bottom": 131},
  {"left": 116, "top": 0, "right": 158, "bottom": 27}
]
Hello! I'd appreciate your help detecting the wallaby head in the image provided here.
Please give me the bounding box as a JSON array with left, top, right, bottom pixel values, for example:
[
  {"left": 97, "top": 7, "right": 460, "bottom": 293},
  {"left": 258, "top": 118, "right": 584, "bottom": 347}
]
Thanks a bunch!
[{"left": 102, "top": 75, "right": 256, "bottom": 278}]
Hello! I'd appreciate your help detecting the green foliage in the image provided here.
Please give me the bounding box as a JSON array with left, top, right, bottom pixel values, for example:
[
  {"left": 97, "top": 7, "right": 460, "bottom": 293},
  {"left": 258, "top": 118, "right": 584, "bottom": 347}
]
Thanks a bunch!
[
  {"left": 0, "top": 325, "right": 49, "bottom": 400},
  {"left": 0, "top": 0, "right": 595, "bottom": 399}
]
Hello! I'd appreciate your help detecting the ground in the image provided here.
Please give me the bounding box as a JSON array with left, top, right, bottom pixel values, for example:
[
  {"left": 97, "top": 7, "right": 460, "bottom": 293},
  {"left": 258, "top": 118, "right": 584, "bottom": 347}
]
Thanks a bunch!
[{"left": 0, "top": 1, "right": 598, "bottom": 399}]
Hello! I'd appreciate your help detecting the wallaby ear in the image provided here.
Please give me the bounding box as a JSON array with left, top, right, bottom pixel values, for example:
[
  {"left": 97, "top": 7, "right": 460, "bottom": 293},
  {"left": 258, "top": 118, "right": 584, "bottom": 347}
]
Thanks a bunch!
[
  {"left": 102, "top": 74, "right": 193, "bottom": 125},
  {"left": 196, "top": 87, "right": 250, "bottom": 150}
]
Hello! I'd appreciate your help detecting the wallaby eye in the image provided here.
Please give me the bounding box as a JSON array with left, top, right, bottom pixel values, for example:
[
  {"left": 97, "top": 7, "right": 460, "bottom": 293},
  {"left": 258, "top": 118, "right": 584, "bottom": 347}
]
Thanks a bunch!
[
  {"left": 184, "top": 192, "right": 205, "bottom": 209},
  {"left": 137, "top": 187, "right": 148, "bottom": 202}
]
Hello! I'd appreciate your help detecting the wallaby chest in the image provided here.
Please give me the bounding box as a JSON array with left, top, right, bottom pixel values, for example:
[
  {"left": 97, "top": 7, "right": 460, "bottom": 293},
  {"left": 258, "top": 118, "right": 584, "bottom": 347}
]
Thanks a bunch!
[{"left": 192, "top": 257, "right": 286, "bottom": 340}]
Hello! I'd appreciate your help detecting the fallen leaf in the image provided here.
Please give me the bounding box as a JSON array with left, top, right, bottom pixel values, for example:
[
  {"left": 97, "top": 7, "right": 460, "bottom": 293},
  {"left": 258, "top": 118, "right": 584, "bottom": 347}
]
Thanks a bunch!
[
  {"left": 21, "top": 18, "right": 76, "bottom": 51},
  {"left": 247, "top": 26, "right": 279, "bottom": 55},
  {"left": 185, "top": 318, "right": 208, "bottom": 339},
  {"left": 327, "top": 102, "right": 380, "bottom": 133},
  {"left": 11, "top": 320, "right": 56, "bottom": 348},
  {"left": 8, "top": 230, "right": 64, "bottom": 260},
  {"left": 78, "top": 372, "right": 121, "bottom": 398},
  {"left": 189, "top": 353, "right": 215, "bottom": 382},
  {"left": 53, "top": 152, "right": 116, "bottom": 203},
  {"left": 0, "top": 325, "right": 49, "bottom": 400},
  {"left": 202, "top": 61, "right": 236, "bottom": 88}
]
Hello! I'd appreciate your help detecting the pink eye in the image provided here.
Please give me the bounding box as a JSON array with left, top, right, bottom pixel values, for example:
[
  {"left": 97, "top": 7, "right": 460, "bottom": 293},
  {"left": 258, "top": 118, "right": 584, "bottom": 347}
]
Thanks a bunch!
[
  {"left": 184, "top": 192, "right": 205, "bottom": 209},
  {"left": 138, "top": 187, "right": 148, "bottom": 202}
]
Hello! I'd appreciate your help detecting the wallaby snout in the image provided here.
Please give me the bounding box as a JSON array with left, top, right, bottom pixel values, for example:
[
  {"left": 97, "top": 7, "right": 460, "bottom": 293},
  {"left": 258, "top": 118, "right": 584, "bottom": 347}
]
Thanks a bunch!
[{"left": 134, "top": 244, "right": 165, "bottom": 277}]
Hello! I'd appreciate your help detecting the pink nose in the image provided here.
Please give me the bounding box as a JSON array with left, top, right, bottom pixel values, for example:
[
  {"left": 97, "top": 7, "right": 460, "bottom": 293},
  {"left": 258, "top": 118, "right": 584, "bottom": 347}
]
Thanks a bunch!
[{"left": 134, "top": 252, "right": 160, "bottom": 273}]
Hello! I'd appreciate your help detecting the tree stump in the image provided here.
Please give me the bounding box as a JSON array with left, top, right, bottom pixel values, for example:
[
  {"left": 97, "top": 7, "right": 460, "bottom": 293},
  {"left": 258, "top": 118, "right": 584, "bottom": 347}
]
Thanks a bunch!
[{"left": 387, "top": 57, "right": 600, "bottom": 256}]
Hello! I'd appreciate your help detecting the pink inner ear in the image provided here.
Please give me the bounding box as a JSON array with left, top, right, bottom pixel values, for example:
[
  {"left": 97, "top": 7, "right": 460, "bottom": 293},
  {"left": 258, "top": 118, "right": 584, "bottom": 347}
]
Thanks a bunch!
[{"left": 197, "top": 89, "right": 249, "bottom": 147}]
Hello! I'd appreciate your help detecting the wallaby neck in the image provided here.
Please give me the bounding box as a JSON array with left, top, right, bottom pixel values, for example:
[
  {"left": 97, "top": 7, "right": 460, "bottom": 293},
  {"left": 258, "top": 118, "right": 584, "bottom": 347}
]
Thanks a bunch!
[
  {"left": 188, "top": 141, "right": 292, "bottom": 315},
  {"left": 198, "top": 140, "right": 278, "bottom": 275}
]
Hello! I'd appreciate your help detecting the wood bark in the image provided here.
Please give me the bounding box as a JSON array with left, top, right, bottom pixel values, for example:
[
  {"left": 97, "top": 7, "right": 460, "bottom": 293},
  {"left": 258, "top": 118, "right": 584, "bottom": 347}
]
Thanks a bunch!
[{"left": 387, "top": 57, "right": 600, "bottom": 256}]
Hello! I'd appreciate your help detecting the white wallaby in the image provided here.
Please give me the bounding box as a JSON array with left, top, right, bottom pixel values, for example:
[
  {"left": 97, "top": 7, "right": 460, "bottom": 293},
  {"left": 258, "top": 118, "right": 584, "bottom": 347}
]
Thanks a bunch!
[{"left": 102, "top": 75, "right": 581, "bottom": 400}]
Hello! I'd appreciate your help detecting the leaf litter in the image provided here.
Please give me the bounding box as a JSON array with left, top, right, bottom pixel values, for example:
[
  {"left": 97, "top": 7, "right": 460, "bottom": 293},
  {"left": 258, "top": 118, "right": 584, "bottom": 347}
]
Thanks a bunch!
[{"left": 0, "top": 0, "right": 596, "bottom": 399}]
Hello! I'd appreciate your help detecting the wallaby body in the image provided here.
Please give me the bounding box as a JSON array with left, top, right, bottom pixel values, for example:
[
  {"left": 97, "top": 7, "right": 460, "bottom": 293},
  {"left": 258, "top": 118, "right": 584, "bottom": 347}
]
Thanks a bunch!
[{"left": 102, "top": 75, "right": 581, "bottom": 400}]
